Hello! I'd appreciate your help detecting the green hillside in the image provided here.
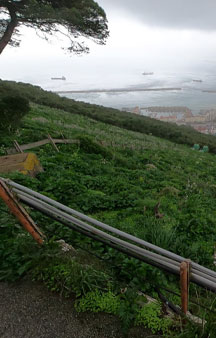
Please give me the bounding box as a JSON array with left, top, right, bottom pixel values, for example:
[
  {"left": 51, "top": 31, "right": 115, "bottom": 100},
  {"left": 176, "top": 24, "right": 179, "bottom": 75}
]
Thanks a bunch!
[
  {"left": 1, "top": 83, "right": 216, "bottom": 336},
  {"left": 1, "top": 79, "right": 216, "bottom": 152}
]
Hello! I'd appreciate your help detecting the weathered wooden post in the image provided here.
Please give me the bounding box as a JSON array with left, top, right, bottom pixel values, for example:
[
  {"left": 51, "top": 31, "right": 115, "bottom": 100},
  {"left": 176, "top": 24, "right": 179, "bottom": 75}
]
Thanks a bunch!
[
  {"left": 14, "top": 140, "right": 23, "bottom": 153},
  {"left": 48, "top": 134, "right": 59, "bottom": 152}
]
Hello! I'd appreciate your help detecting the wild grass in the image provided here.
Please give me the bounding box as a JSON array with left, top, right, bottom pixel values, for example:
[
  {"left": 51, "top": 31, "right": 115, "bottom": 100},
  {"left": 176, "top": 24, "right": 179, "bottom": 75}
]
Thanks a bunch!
[{"left": 1, "top": 101, "right": 216, "bottom": 335}]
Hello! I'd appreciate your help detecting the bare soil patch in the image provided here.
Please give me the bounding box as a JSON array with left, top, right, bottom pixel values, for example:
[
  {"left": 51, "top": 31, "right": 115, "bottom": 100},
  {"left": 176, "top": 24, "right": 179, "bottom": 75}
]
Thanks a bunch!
[{"left": 0, "top": 280, "right": 160, "bottom": 338}]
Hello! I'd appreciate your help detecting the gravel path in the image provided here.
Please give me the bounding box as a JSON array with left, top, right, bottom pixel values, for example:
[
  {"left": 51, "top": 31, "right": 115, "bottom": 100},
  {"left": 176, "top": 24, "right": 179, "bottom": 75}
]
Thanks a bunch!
[{"left": 0, "top": 281, "right": 157, "bottom": 338}]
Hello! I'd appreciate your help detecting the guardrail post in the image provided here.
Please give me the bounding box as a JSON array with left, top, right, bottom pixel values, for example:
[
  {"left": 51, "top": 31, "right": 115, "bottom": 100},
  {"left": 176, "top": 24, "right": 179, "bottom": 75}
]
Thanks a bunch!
[
  {"left": 0, "top": 179, "right": 44, "bottom": 245},
  {"left": 180, "top": 260, "right": 190, "bottom": 317}
]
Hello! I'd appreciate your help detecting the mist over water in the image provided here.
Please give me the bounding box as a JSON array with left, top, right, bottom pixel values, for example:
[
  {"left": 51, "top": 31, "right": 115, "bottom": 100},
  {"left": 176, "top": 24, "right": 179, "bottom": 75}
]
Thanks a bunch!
[
  {"left": 41, "top": 68, "right": 216, "bottom": 114},
  {"left": 2, "top": 0, "right": 216, "bottom": 118},
  {"left": 2, "top": 11, "right": 216, "bottom": 116}
]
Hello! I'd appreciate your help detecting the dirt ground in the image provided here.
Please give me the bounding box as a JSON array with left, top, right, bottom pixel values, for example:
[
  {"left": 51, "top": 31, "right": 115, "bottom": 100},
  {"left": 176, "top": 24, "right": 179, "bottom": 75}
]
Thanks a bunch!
[{"left": 0, "top": 280, "right": 160, "bottom": 338}]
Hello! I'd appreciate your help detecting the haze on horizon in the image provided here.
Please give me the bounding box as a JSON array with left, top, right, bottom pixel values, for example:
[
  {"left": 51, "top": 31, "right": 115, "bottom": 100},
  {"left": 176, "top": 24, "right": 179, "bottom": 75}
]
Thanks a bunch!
[{"left": 1, "top": 1, "right": 216, "bottom": 90}]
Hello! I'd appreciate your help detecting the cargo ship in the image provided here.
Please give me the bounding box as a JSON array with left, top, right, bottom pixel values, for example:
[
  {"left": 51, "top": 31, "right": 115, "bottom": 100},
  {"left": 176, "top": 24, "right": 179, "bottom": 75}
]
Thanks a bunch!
[{"left": 51, "top": 76, "right": 66, "bottom": 80}]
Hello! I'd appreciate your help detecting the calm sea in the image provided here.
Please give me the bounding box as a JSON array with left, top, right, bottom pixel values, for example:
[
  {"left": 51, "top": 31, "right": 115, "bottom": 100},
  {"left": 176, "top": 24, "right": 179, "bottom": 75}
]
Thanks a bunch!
[{"left": 42, "top": 70, "right": 216, "bottom": 114}]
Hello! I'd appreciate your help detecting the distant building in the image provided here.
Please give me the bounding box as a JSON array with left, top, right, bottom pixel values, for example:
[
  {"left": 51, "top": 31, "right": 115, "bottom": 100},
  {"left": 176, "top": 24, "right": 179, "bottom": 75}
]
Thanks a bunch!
[
  {"left": 122, "top": 106, "right": 141, "bottom": 114},
  {"left": 185, "top": 116, "right": 206, "bottom": 123},
  {"left": 121, "top": 105, "right": 216, "bottom": 135},
  {"left": 200, "top": 109, "right": 216, "bottom": 122},
  {"left": 132, "top": 107, "right": 141, "bottom": 115}
]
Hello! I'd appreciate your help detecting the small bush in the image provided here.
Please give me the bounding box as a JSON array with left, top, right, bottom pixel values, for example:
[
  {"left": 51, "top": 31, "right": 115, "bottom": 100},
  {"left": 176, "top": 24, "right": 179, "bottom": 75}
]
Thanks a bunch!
[
  {"left": 135, "top": 302, "right": 172, "bottom": 334},
  {"left": 75, "top": 290, "right": 121, "bottom": 314},
  {"left": 0, "top": 95, "right": 30, "bottom": 133},
  {"left": 31, "top": 257, "right": 110, "bottom": 297},
  {"left": 78, "top": 135, "right": 113, "bottom": 159}
]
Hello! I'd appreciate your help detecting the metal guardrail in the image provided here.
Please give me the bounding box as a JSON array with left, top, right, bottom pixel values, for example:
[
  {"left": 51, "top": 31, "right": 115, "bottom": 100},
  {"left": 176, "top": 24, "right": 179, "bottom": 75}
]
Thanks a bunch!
[{"left": 1, "top": 178, "right": 216, "bottom": 294}]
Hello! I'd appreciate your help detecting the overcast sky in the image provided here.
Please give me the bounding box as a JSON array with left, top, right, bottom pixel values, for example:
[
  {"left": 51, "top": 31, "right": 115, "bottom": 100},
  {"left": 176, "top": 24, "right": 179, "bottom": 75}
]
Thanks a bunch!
[
  {"left": 1, "top": 1, "right": 216, "bottom": 90},
  {"left": 99, "top": 0, "right": 216, "bottom": 31}
]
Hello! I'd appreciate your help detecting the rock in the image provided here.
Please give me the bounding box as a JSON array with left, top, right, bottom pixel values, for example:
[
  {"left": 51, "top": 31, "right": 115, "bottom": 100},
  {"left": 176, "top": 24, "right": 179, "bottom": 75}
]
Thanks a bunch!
[
  {"left": 146, "top": 164, "right": 157, "bottom": 170},
  {"left": 56, "top": 239, "right": 76, "bottom": 253}
]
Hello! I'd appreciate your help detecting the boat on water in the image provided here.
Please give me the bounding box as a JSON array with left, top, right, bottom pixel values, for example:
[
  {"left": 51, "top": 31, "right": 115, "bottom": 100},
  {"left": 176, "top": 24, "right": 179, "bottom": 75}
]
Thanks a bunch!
[
  {"left": 142, "top": 72, "right": 154, "bottom": 75},
  {"left": 193, "top": 79, "right": 202, "bottom": 83},
  {"left": 51, "top": 76, "right": 66, "bottom": 80}
]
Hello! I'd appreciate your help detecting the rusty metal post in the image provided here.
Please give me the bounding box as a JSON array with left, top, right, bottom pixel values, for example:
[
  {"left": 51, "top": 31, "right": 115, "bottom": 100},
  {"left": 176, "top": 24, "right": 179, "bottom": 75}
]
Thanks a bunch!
[
  {"left": 180, "top": 260, "right": 190, "bottom": 316},
  {"left": 0, "top": 179, "right": 44, "bottom": 245}
]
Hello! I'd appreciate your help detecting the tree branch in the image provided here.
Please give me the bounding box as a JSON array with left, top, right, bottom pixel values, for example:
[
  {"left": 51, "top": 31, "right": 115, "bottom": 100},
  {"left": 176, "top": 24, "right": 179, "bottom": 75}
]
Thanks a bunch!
[
  {"left": 0, "top": 3, "right": 18, "bottom": 54},
  {"left": 0, "top": 0, "right": 109, "bottom": 54}
]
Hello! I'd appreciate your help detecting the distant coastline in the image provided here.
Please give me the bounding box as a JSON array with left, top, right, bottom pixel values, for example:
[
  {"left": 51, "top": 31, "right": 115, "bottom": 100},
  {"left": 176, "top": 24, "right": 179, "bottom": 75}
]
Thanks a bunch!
[{"left": 55, "top": 87, "right": 182, "bottom": 94}]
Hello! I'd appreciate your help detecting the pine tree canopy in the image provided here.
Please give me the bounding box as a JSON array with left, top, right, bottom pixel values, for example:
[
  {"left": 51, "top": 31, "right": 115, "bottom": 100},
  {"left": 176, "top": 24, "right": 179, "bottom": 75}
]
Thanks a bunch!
[{"left": 0, "top": 0, "right": 109, "bottom": 54}]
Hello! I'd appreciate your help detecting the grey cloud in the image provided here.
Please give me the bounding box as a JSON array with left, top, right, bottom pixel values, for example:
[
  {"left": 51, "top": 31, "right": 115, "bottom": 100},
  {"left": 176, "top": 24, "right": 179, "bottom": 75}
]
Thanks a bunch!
[{"left": 99, "top": 0, "right": 216, "bottom": 31}]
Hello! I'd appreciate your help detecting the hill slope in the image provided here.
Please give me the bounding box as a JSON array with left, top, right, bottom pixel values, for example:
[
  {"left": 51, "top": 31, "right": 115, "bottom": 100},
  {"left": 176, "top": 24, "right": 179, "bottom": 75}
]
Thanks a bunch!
[
  {"left": 1, "top": 87, "right": 216, "bottom": 335},
  {"left": 1, "top": 102, "right": 216, "bottom": 264},
  {"left": 1, "top": 79, "right": 216, "bottom": 152}
]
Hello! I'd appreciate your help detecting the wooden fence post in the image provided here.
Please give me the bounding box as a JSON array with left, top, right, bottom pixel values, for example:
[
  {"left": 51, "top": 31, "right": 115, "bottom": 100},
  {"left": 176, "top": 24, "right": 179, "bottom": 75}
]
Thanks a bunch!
[
  {"left": 48, "top": 134, "right": 59, "bottom": 152},
  {"left": 14, "top": 140, "right": 23, "bottom": 153},
  {"left": 61, "top": 133, "right": 66, "bottom": 144}
]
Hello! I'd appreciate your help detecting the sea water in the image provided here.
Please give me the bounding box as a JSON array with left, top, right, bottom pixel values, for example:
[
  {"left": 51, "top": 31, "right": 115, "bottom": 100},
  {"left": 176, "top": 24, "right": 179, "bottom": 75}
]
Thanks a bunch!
[{"left": 42, "top": 70, "right": 216, "bottom": 114}]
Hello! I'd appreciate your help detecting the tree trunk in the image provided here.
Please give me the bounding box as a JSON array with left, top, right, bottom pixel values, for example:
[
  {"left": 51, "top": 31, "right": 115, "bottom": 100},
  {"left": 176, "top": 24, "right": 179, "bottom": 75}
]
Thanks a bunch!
[{"left": 0, "top": 7, "right": 17, "bottom": 54}]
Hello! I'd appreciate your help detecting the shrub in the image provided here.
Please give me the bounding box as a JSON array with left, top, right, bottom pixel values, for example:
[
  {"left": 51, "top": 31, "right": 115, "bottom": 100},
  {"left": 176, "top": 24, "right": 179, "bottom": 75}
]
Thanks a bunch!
[
  {"left": 31, "top": 257, "right": 110, "bottom": 297},
  {"left": 75, "top": 290, "right": 121, "bottom": 314},
  {"left": 78, "top": 135, "right": 113, "bottom": 159},
  {"left": 0, "top": 95, "right": 30, "bottom": 133},
  {"left": 135, "top": 302, "right": 172, "bottom": 334}
]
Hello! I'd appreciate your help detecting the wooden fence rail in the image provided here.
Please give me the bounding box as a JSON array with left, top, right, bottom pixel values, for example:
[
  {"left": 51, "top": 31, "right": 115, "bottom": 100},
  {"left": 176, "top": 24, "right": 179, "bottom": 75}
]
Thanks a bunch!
[{"left": 7, "top": 137, "right": 80, "bottom": 154}]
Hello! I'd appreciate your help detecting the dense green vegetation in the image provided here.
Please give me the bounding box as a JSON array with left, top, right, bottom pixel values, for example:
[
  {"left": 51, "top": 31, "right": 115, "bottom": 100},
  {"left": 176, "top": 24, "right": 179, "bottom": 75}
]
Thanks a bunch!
[{"left": 0, "top": 82, "right": 216, "bottom": 335}]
